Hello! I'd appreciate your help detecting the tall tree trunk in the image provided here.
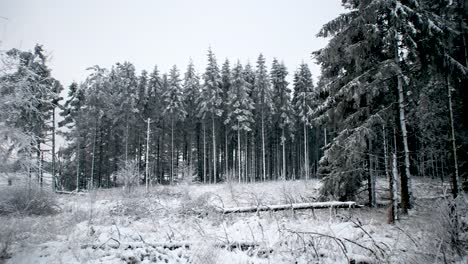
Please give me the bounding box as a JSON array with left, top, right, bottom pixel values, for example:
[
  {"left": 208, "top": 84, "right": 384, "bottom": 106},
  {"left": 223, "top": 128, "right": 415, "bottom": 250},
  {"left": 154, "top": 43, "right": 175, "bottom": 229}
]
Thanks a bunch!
[
  {"left": 125, "top": 121, "right": 129, "bottom": 163},
  {"left": 212, "top": 115, "right": 217, "bottom": 184},
  {"left": 171, "top": 118, "right": 174, "bottom": 185},
  {"left": 262, "top": 114, "right": 266, "bottom": 182},
  {"left": 203, "top": 121, "right": 207, "bottom": 184},
  {"left": 251, "top": 131, "right": 255, "bottom": 182},
  {"left": 238, "top": 126, "right": 241, "bottom": 183},
  {"left": 282, "top": 128, "right": 286, "bottom": 180},
  {"left": 225, "top": 130, "right": 228, "bottom": 180},
  {"left": 39, "top": 146, "right": 43, "bottom": 187},
  {"left": 367, "top": 139, "right": 375, "bottom": 207},
  {"left": 324, "top": 127, "right": 327, "bottom": 146},
  {"left": 389, "top": 152, "right": 399, "bottom": 224},
  {"left": 76, "top": 140, "right": 80, "bottom": 191},
  {"left": 447, "top": 76, "right": 460, "bottom": 197},
  {"left": 90, "top": 120, "right": 98, "bottom": 190},
  {"left": 397, "top": 72, "right": 412, "bottom": 212},
  {"left": 52, "top": 107, "right": 56, "bottom": 192},
  {"left": 383, "top": 125, "right": 394, "bottom": 223},
  {"left": 395, "top": 35, "right": 412, "bottom": 212},
  {"left": 304, "top": 123, "right": 308, "bottom": 180},
  {"left": 146, "top": 118, "right": 150, "bottom": 191}
]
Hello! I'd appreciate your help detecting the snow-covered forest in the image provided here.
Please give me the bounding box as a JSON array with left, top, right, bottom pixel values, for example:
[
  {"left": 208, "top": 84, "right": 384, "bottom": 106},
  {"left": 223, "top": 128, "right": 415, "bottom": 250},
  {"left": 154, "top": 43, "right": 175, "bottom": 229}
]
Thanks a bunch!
[{"left": 1, "top": 0, "right": 467, "bottom": 263}]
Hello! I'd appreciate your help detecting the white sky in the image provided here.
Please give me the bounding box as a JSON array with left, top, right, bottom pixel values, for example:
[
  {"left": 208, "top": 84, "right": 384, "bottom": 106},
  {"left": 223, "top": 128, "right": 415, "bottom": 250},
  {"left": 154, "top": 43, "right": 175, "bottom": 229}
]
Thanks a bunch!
[{"left": 0, "top": 0, "right": 344, "bottom": 89}]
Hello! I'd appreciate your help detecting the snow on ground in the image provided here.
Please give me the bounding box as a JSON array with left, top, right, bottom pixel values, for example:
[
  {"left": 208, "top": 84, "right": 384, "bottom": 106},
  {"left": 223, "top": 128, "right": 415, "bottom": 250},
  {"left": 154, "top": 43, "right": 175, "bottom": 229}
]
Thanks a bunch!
[{"left": 1, "top": 178, "right": 467, "bottom": 263}]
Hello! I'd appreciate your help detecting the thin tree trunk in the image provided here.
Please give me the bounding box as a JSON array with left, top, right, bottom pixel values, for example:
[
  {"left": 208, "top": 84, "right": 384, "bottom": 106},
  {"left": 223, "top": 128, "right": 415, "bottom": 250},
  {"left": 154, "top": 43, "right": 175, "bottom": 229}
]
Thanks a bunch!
[
  {"left": 251, "top": 131, "right": 255, "bottom": 182},
  {"left": 324, "top": 127, "right": 327, "bottom": 146},
  {"left": 125, "top": 121, "right": 129, "bottom": 163},
  {"left": 282, "top": 128, "right": 286, "bottom": 180},
  {"left": 238, "top": 126, "right": 241, "bottom": 183},
  {"left": 52, "top": 107, "right": 56, "bottom": 192},
  {"left": 262, "top": 114, "right": 266, "bottom": 182},
  {"left": 389, "top": 152, "right": 399, "bottom": 224},
  {"left": 90, "top": 120, "right": 98, "bottom": 190},
  {"left": 146, "top": 118, "right": 150, "bottom": 191},
  {"left": 304, "top": 123, "right": 308, "bottom": 180},
  {"left": 203, "top": 121, "right": 206, "bottom": 184},
  {"left": 39, "top": 149, "right": 43, "bottom": 188},
  {"left": 447, "top": 76, "right": 460, "bottom": 197},
  {"left": 76, "top": 140, "right": 80, "bottom": 191},
  {"left": 212, "top": 115, "right": 217, "bottom": 184},
  {"left": 171, "top": 118, "right": 174, "bottom": 185},
  {"left": 368, "top": 139, "right": 375, "bottom": 207},
  {"left": 225, "top": 130, "right": 228, "bottom": 180},
  {"left": 395, "top": 40, "right": 412, "bottom": 211}
]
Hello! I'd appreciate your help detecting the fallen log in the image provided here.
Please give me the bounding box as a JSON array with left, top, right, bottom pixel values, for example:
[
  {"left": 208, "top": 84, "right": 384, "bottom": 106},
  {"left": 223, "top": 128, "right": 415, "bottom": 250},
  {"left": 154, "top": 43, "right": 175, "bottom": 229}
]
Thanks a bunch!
[
  {"left": 55, "top": 190, "right": 87, "bottom": 195},
  {"left": 81, "top": 240, "right": 272, "bottom": 256},
  {"left": 218, "top": 201, "right": 362, "bottom": 214}
]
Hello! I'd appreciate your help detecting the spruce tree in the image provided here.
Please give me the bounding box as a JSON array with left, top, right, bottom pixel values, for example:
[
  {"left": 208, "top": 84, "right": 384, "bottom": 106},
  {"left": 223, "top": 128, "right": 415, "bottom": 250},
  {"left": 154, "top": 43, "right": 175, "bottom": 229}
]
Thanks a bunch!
[
  {"left": 271, "top": 59, "right": 292, "bottom": 180},
  {"left": 163, "top": 65, "right": 186, "bottom": 184},
  {"left": 292, "top": 63, "right": 314, "bottom": 180},
  {"left": 253, "top": 54, "right": 272, "bottom": 181},
  {"left": 198, "top": 48, "right": 223, "bottom": 183},
  {"left": 225, "top": 62, "right": 254, "bottom": 183}
]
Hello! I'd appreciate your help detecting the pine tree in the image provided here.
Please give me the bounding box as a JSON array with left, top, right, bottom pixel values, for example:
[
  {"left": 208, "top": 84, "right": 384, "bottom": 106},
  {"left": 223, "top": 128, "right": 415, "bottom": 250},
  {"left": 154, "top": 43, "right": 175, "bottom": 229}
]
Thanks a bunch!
[
  {"left": 163, "top": 65, "right": 186, "bottom": 184},
  {"left": 147, "top": 66, "right": 163, "bottom": 183},
  {"left": 271, "top": 59, "right": 292, "bottom": 180},
  {"left": 253, "top": 54, "right": 272, "bottom": 181},
  {"left": 292, "top": 63, "right": 314, "bottom": 180},
  {"left": 59, "top": 82, "right": 86, "bottom": 190},
  {"left": 183, "top": 59, "right": 200, "bottom": 172},
  {"left": 1, "top": 45, "right": 62, "bottom": 188},
  {"left": 225, "top": 62, "right": 254, "bottom": 183},
  {"left": 198, "top": 48, "right": 223, "bottom": 183},
  {"left": 221, "top": 59, "right": 231, "bottom": 179},
  {"left": 311, "top": 0, "right": 468, "bottom": 208}
]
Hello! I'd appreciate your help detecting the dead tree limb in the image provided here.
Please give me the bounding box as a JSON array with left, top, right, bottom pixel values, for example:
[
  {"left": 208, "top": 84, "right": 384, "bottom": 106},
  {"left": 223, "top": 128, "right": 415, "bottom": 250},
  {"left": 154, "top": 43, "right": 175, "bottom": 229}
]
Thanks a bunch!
[{"left": 218, "top": 201, "right": 362, "bottom": 214}]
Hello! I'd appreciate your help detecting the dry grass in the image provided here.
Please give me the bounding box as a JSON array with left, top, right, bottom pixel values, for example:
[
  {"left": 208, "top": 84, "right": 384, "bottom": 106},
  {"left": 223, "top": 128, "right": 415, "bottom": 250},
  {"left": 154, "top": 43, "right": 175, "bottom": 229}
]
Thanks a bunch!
[{"left": 0, "top": 183, "right": 59, "bottom": 216}]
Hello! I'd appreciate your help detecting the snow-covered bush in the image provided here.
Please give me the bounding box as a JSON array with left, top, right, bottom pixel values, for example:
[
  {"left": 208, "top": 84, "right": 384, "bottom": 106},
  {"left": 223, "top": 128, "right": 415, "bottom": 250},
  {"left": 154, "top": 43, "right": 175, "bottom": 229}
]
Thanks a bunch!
[
  {"left": 191, "top": 242, "right": 220, "bottom": 264},
  {"left": 429, "top": 195, "right": 468, "bottom": 259},
  {"left": 0, "top": 220, "right": 14, "bottom": 261},
  {"left": 178, "top": 161, "right": 196, "bottom": 184},
  {"left": 114, "top": 160, "right": 141, "bottom": 193},
  {"left": 0, "top": 183, "right": 58, "bottom": 216}
]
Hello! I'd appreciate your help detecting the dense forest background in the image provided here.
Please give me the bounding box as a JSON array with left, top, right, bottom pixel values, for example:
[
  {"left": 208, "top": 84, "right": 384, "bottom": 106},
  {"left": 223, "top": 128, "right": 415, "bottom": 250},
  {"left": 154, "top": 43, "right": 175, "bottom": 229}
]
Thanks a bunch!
[{"left": 1, "top": 0, "right": 467, "bottom": 213}]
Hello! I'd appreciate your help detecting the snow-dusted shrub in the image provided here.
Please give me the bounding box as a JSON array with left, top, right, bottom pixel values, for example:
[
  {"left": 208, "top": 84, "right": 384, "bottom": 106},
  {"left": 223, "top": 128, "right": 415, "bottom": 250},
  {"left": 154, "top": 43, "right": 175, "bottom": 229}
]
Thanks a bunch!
[
  {"left": 178, "top": 161, "right": 196, "bottom": 184},
  {"left": 0, "top": 183, "right": 58, "bottom": 216},
  {"left": 191, "top": 242, "right": 220, "bottom": 264},
  {"left": 114, "top": 160, "right": 141, "bottom": 193},
  {"left": 0, "top": 220, "right": 14, "bottom": 261},
  {"left": 179, "top": 192, "right": 219, "bottom": 216},
  {"left": 429, "top": 195, "right": 468, "bottom": 259}
]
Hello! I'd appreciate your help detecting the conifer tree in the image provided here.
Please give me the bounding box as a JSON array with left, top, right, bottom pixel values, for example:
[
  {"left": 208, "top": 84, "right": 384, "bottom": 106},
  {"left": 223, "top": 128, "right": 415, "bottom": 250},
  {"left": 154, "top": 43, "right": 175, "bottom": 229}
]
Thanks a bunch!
[
  {"left": 253, "top": 54, "right": 272, "bottom": 181},
  {"left": 271, "top": 59, "right": 292, "bottom": 180},
  {"left": 221, "top": 59, "right": 232, "bottom": 179},
  {"left": 163, "top": 65, "right": 186, "bottom": 184},
  {"left": 225, "top": 62, "right": 254, "bottom": 183},
  {"left": 183, "top": 59, "right": 200, "bottom": 170},
  {"left": 198, "top": 48, "right": 223, "bottom": 183},
  {"left": 292, "top": 63, "right": 314, "bottom": 180}
]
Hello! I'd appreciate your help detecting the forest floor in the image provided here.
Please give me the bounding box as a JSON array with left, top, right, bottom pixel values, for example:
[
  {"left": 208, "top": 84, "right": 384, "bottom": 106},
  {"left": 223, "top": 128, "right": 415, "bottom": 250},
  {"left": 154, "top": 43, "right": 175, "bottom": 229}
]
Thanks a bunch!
[{"left": 1, "top": 178, "right": 467, "bottom": 264}]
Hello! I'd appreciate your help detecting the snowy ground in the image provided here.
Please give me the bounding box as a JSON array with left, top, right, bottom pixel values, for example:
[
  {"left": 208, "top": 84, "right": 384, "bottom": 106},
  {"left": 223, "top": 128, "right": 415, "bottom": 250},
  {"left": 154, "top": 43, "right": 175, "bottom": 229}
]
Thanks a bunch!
[{"left": 1, "top": 178, "right": 467, "bottom": 263}]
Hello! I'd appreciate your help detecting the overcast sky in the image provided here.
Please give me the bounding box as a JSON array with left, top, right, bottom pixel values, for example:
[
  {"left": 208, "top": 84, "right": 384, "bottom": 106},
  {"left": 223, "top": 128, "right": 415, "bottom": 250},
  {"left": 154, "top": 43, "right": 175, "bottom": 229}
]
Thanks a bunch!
[{"left": 0, "top": 0, "right": 344, "bottom": 89}]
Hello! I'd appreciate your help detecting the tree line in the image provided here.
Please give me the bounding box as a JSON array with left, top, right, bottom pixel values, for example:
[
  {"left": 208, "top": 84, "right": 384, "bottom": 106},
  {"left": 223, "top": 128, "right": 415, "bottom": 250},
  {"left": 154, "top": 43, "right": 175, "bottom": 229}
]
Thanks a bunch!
[
  {"left": 1, "top": 0, "right": 466, "bottom": 213},
  {"left": 57, "top": 51, "right": 323, "bottom": 190}
]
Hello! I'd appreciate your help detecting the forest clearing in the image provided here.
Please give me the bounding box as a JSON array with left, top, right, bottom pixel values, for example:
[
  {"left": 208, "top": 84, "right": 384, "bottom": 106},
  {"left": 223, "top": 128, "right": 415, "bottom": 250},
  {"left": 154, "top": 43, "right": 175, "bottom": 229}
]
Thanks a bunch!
[
  {"left": 1, "top": 178, "right": 466, "bottom": 263},
  {"left": 1, "top": 0, "right": 468, "bottom": 263}
]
